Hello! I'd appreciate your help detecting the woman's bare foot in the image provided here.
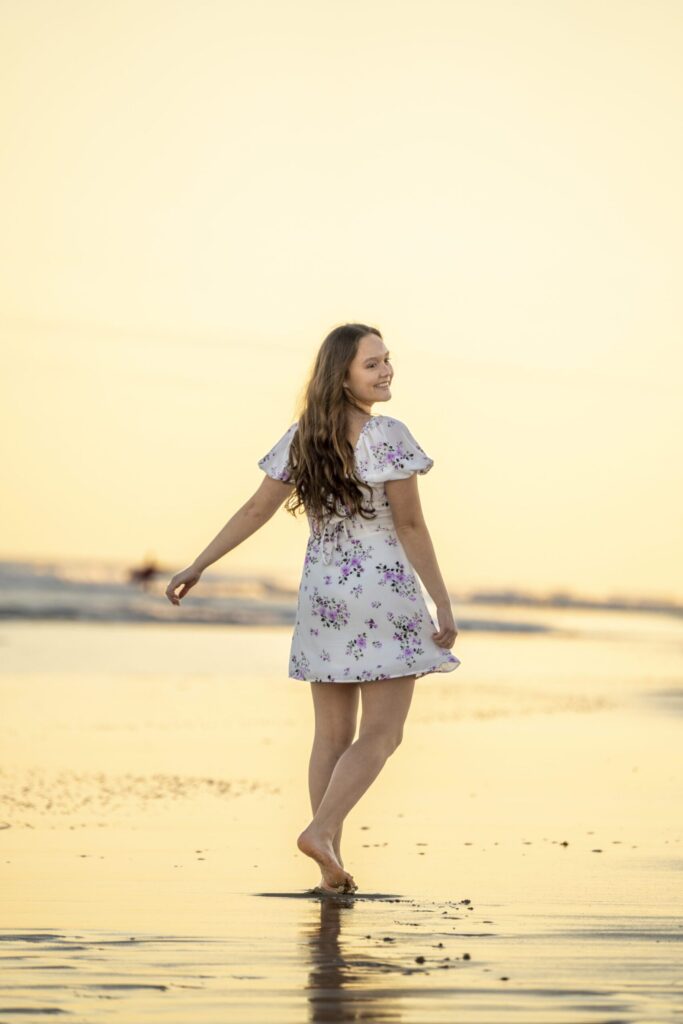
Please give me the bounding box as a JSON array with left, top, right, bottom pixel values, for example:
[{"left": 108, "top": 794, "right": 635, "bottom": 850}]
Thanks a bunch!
[
  {"left": 297, "top": 826, "right": 357, "bottom": 892},
  {"left": 319, "top": 840, "right": 344, "bottom": 889},
  {"left": 313, "top": 881, "right": 356, "bottom": 896}
]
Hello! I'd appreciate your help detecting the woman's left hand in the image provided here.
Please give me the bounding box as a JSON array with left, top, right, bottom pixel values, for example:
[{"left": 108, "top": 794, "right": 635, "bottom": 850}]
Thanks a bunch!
[{"left": 432, "top": 603, "right": 459, "bottom": 649}]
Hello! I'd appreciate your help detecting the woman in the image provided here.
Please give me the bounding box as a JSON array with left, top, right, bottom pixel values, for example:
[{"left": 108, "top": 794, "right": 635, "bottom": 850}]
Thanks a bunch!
[{"left": 166, "top": 324, "right": 461, "bottom": 895}]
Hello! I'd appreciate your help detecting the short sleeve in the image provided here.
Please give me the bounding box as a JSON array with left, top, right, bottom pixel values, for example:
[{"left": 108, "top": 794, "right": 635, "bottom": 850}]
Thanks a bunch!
[
  {"left": 361, "top": 416, "right": 434, "bottom": 483},
  {"left": 257, "top": 422, "right": 298, "bottom": 481}
]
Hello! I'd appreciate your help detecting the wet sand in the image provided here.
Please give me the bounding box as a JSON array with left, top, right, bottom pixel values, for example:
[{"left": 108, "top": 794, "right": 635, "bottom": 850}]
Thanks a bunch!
[{"left": 0, "top": 615, "right": 681, "bottom": 1022}]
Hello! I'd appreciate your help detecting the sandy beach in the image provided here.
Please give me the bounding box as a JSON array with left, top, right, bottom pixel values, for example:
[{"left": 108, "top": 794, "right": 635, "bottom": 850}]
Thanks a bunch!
[{"left": 1, "top": 609, "right": 681, "bottom": 1022}]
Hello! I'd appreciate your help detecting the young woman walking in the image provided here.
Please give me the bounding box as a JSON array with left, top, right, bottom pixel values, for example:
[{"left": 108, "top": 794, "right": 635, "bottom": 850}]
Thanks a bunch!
[{"left": 166, "top": 324, "right": 461, "bottom": 895}]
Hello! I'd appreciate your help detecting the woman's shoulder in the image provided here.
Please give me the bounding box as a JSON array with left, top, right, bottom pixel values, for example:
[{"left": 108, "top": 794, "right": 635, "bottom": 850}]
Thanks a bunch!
[
  {"left": 356, "top": 414, "right": 434, "bottom": 480},
  {"left": 365, "top": 414, "right": 413, "bottom": 435},
  {"left": 257, "top": 421, "right": 299, "bottom": 481}
]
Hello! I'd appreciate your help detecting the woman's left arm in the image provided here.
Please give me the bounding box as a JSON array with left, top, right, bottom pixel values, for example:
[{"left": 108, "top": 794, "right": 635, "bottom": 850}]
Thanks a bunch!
[{"left": 385, "top": 475, "right": 458, "bottom": 648}]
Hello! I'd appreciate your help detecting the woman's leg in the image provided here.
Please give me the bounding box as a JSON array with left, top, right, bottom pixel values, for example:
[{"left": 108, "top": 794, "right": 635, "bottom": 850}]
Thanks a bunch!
[
  {"left": 298, "top": 675, "right": 416, "bottom": 888},
  {"left": 308, "top": 681, "right": 360, "bottom": 876}
]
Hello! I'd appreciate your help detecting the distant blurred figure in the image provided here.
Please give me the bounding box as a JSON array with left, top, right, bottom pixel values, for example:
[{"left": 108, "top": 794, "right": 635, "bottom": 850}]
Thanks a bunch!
[{"left": 128, "top": 558, "right": 159, "bottom": 591}]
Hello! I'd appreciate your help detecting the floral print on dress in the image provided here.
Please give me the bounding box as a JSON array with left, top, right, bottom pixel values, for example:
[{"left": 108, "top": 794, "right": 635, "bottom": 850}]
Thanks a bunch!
[
  {"left": 257, "top": 422, "right": 298, "bottom": 482},
  {"left": 375, "top": 560, "right": 420, "bottom": 600},
  {"left": 361, "top": 417, "right": 433, "bottom": 482},
  {"left": 387, "top": 609, "right": 426, "bottom": 668},
  {"left": 290, "top": 650, "right": 311, "bottom": 680},
  {"left": 258, "top": 415, "right": 461, "bottom": 683},
  {"left": 337, "top": 538, "right": 374, "bottom": 585},
  {"left": 368, "top": 438, "right": 418, "bottom": 475},
  {"left": 309, "top": 587, "right": 351, "bottom": 630},
  {"left": 345, "top": 632, "right": 368, "bottom": 660},
  {"left": 303, "top": 534, "right": 327, "bottom": 579}
]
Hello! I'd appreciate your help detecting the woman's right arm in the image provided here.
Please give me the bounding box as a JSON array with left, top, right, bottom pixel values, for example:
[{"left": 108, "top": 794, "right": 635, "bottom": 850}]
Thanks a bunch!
[{"left": 165, "top": 476, "right": 294, "bottom": 605}]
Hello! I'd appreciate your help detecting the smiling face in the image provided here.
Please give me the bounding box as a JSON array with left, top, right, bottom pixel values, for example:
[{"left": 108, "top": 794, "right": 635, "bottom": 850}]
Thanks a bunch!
[{"left": 343, "top": 333, "right": 393, "bottom": 413}]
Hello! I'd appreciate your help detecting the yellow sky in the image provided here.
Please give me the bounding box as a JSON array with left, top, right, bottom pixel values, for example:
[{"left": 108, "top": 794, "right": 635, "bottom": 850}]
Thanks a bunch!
[{"left": 1, "top": 0, "right": 681, "bottom": 601}]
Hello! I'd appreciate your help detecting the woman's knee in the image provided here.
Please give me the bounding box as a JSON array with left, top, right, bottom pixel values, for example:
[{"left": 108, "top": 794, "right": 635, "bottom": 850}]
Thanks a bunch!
[
  {"left": 358, "top": 725, "right": 404, "bottom": 758},
  {"left": 310, "top": 682, "right": 359, "bottom": 755},
  {"left": 313, "top": 728, "right": 356, "bottom": 758},
  {"left": 357, "top": 676, "right": 414, "bottom": 757}
]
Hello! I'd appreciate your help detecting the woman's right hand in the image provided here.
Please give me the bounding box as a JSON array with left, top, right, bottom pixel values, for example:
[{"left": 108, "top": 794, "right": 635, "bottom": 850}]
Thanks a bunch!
[{"left": 165, "top": 565, "right": 202, "bottom": 606}]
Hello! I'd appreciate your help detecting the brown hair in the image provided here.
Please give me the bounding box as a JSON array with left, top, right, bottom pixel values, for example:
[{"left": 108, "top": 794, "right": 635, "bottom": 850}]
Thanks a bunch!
[{"left": 284, "top": 323, "right": 382, "bottom": 527}]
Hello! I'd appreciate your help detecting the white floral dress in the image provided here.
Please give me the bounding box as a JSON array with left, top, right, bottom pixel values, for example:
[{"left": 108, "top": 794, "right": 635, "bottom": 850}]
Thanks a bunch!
[{"left": 258, "top": 414, "right": 461, "bottom": 684}]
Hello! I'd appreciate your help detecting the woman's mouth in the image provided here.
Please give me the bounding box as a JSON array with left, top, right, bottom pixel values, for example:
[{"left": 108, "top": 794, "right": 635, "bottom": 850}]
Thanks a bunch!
[{"left": 375, "top": 381, "right": 391, "bottom": 389}]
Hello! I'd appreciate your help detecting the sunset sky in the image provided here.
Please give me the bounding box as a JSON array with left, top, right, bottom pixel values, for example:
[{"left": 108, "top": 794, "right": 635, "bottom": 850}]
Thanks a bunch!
[{"left": 1, "top": 0, "right": 681, "bottom": 601}]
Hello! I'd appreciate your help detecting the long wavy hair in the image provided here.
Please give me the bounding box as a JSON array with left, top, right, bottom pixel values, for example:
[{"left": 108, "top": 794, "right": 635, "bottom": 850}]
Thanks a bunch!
[{"left": 284, "top": 323, "right": 382, "bottom": 527}]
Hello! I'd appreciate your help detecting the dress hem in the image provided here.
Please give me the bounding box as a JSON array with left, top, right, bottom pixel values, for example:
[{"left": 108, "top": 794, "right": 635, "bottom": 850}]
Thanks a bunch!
[{"left": 289, "top": 658, "right": 461, "bottom": 684}]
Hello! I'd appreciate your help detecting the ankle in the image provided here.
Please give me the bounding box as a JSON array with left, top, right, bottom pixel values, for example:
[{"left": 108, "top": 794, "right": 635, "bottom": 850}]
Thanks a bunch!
[{"left": 304, "top": 821, "right": 337, "bottom": 844}]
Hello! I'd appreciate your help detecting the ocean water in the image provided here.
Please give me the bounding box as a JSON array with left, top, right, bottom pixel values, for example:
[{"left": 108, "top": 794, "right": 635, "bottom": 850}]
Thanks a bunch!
[{"left": 1, "top": 555, "right": 679, "bottom": 629}]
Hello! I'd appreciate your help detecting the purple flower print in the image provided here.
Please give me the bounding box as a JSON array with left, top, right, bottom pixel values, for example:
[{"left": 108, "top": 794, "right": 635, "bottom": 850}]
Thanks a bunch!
[
  {"left": 337, "top": 538, "right": 373, "bottom": 585},
  {"left": 290, "top": 650, "right": 311, "bottom": 680},
  {"left": 364, "top": 617, "right": 378, "bottom": 629},
  {"left": 350, "top": 583, "right": 363, "bottom": 598},
  {"left": 376, "top": 560, "right": 419, "bottom": 600},
  {"left": 345, "top": 632, "right": 368, "bottom": 661},
  {"left": 368, "top": 439, "right": 417, "bottom": 474},
  {"left": 386, "top": 609, "right": 426, "bottom": 668},
  {"left": 258, "top": 428, "right": 296, "bottom": 482},
  {"left": 303, "top": 537, "right": 322, "bottom": 579},
  {"left": 371, "top": 600, "right": 382, "bottom": 608},
  {"left": 310, "top": 587, "right": 350, "bottom": 631}
]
